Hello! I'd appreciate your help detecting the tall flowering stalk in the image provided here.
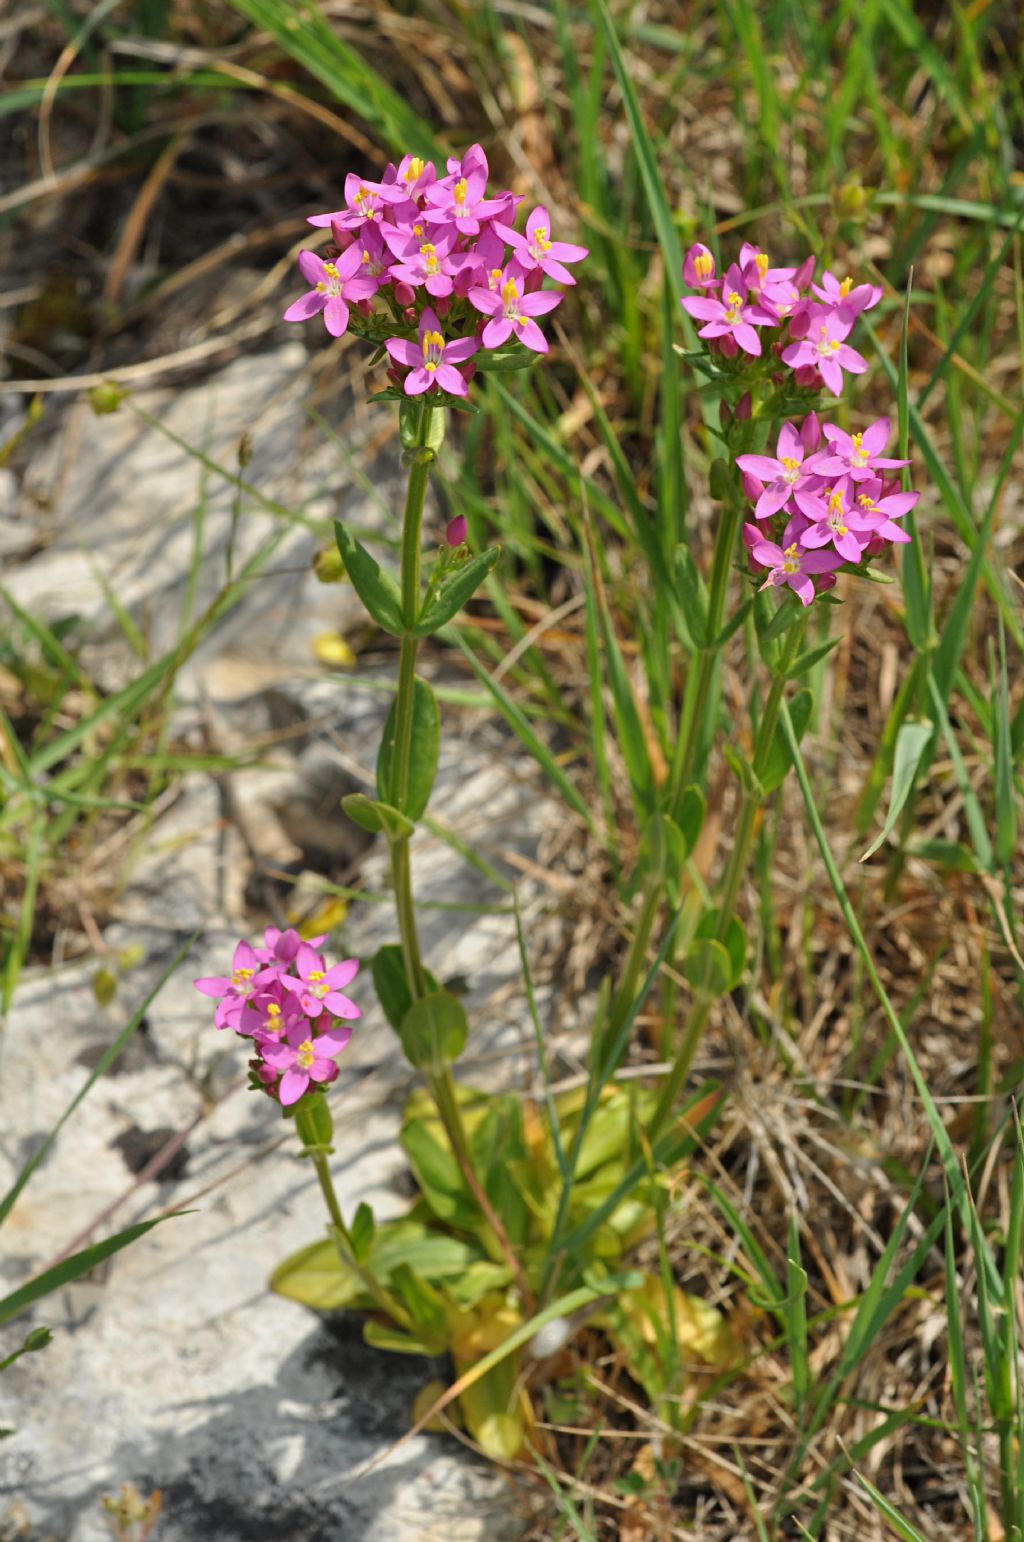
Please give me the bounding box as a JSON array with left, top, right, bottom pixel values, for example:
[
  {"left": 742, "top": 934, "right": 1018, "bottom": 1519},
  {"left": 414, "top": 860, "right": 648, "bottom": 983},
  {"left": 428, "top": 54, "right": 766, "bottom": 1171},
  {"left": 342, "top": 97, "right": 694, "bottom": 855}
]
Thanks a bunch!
[
  {"left": 196, "top": 145, "right": 586, "bottom": 1314},
  {"left": 646, "top": 240, "right": 918, "bottom": 1137}
]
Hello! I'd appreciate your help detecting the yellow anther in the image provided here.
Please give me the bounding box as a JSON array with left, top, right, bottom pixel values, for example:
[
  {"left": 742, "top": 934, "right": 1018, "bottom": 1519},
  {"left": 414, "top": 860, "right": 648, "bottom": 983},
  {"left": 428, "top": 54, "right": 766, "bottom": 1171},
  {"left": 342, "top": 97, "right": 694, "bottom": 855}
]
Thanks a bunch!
[
  {"left": 839, "top": 276, "right": 853, "bottom": 298},
  {"left": 354, "top": 186, "right": 368, "bottom": 203},
  {"left": 405, "top": 157, "right": 424, "bottom": 181},
  {"left": 308, "top": 970, "right": 324, "bottom": 983},
  {"left": 501, "top": 278, "right": 520, "bottom": 305},
  {"left": 781, "top": 456, "right": 801, "bottom": 472},
  {"left": 784, "top": 543, "right": 799, "bottom": 558},
  {"left": 297, "top": 1039, "right": 315, "bottom": 1069},
  {"left": 755, "top": 251, "right": 769, "bottom": 277},
  {"left": 453, "top": 177, "right": 468, "bottom": 207},
  {"left": 322, "top": 263, "right": 339, "bottom": 280},
  {"left": 412, "top": 223, "right": 423, "bottom": 237},
  {"left": 828, "top": 488, "right": 844, "bottom": 511},
  {"left": 727, "top": 290, "right": 743, "bottom": 306},
  {"left": 694, "top": 251, "right": 713, "bottom": 278},
  {"left": 315, "top": 282, "right": 327, "bottom": 293}
]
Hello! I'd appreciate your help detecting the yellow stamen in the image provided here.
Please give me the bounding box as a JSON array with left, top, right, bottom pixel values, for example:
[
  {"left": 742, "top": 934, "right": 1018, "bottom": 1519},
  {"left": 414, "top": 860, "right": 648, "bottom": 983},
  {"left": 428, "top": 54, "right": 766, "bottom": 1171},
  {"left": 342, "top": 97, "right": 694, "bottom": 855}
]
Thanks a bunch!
[
  {"left": 405, "top": 156, "right": 424, "bottom": 182},
  {"left": 501, "top": 278, "right": 520, "bottom": 305},
  {"left": 322, "top": 263, "right": 339, "bottom": 280},
  {"left": 694, "top": 251, "right": 713, "bottom": 279},
  {"left": 297, "top": 1039, "right": 315, "bottom": 1069},
  {"left": 453, "top": 177, "right": 468, "bottom": 208},
  {"left": 755, "top": 251, "right": 769, "bottom": 277},
  {"left": 838, "top": 276, "right": 853, "bottom": 298},
  {"left": 781, "top": 456, "right": 800, "bottom": 472}
]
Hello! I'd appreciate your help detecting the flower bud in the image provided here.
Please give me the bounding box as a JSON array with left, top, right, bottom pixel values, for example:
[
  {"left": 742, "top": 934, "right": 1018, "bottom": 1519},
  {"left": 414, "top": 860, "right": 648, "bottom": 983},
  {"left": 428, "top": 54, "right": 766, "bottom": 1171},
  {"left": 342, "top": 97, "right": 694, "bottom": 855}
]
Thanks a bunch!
[
  {"left": 865, "top": 536, "right": 885, "bottom": 557},
  {"left": 741, "top": 470, "right": 764, "bottom": 502},
  {"left": 394, "top": 282, "right": 415, "bottom": 307},
  {"left": 330, "top": 219, "right": 355, "bottom": 250},
  {"left": 446, "top": 515, "right": 468, "bottom": 546},
  {"left": 793, "top": 255, "right": 816, "bottom": 291},
  {"left": 435, "top": 296, "right": 451, "bottom": 317},
  {"left": 89, "top": 380, "right": 127, "bottom": 415},
  {"left": 734, "top": 392, "right": 752, "bottom": 421},
  {"left": 314, "top": 545, "right": 345, "bottom": 583},
  {"left": 816, "top": 572, "right": 838, "bottom": 592},
  {"left": 800, "top": 411, "right": 821, "bottom": 452},
  {"left": 794, "top": 364, "right": 819, "bottom": 387},
  {"left": 683, "top": 242, "right": 717, "bottom": 288}
]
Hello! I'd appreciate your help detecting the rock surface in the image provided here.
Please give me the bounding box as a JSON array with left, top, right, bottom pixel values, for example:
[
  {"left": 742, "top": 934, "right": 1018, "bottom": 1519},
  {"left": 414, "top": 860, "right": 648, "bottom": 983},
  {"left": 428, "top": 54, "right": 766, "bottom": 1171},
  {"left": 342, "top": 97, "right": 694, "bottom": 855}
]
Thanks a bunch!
[{"left": 0, "top": 349, "right": 568, "bottom": 1541}]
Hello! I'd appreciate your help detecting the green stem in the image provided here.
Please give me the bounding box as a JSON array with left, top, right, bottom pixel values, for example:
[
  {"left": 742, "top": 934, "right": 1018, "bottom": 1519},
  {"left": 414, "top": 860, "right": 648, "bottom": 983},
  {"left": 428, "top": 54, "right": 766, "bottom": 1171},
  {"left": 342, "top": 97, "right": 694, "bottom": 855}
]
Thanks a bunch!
[
  {"left": 598, "top": 874, "right": 664, "bottom": 1073},
  {"left": 650, "top": 615, "right": 808, "bottom": 1137},
  {"left": 307, "top": 1148, "right": 415, "bottom": 1330}
]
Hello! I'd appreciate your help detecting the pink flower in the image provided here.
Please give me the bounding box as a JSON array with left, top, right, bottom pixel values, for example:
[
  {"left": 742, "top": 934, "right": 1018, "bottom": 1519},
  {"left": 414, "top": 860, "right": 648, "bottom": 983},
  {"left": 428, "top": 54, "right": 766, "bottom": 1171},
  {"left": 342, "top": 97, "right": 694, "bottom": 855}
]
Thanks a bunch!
[
  {"left": 308, "top": 172, "right": 408, "bottom": 232},
  {"left": 468, "top": 262, "right": 561, "bottom": 352},
  {"left": 781, "top": 313, "right": 868, "bottom": 395},
  {"left": 683, "top": 242, "right": 718, "bottom": 289},
  {"left": 255, "top": 926, "right": 326, "bottom": 965},
  {"left": 385, "top": 307, "right": 478, "bottom": 396},
  {"left": 495, "top": 205, "right": 588, "bottom": 286},
  {"left": 811, "top": 270, "right": 882, "bottom": 315},
  {"left": 260, "top": 1024, "right": 350, "bottom": 1107},
  {"left": 846, "top": 478, "right": 918, "bottom": 543},
  {"left": 194, "top": 940, "right": 273, "bottom": 1030},
  {"left": 283, "top": 247, "right": 377, "bottom": 338},
  {"left": 238, "top": 985, "right": 306, "bottom": 1045},
  {"left": 383, "top": 227, "right": 464, "bottom": 298},
  {"left": 681, "top": 263, "right": 774, "bottom": 356},
  {"left": 424, "top": 144, "right": 507, "bottom": 235},
  {"left": 814, "top": 418, "right": 909, "bottom": 480},
  {"left": 736, "top": 421, "right": 827, "bottom": 520},
  {"left": 798, "top": 481, "right": 875, "bottom": 563},
  {"left": 279, "top": 942, "right": 361, "bottom": 1021},
  {"left": 745, "top": 519, "right": 843, "bottom": 605}
]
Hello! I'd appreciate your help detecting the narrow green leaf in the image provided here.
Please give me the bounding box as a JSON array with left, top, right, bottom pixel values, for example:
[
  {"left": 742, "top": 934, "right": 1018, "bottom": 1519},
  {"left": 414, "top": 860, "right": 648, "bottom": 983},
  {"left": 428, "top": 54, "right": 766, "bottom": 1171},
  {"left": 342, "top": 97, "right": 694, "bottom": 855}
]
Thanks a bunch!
[
  {"left": 376, "top": 677, "right": 439, "bottom": 821},
  {"left": 334, "top": 521, "right": 404, "bottom": 636},
  {"left": 412, "top": 548, "right": 500, "bottom": 637},
  {"left": 341, "top": 793, "right": 413, "bottom": 841},
  {"left": 0, "top": 1214, "right": 185, "bottom": 1327},
  {"left": 860, "top": 720, "right": 933, "bottom": 861},
  {"left": 761, "top": 687, "right": 813, "bottom": 794}
]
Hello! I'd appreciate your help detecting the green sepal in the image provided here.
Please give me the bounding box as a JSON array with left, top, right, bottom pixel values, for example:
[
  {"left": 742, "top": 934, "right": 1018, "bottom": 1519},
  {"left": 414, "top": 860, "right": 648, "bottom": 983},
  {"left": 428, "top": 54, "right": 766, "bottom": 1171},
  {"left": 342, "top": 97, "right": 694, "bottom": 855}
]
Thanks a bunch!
[
  {"left": 341, "top": 793, "right": 414, "bottom": 840},
  {"left": 334, "top": 521, "right": 404, "bottom": 636},
  {"left": 376, "top": 677, "right": 440, "bottom": 820},
  {"left": 400, "top": 400, "right": 446, "bottom": 454},
  {"left": 413, "top": 548, "right": 500, "bottom": 637},
  {"left": 399, "top": 989, "right": 469, "bottom": 1069}
]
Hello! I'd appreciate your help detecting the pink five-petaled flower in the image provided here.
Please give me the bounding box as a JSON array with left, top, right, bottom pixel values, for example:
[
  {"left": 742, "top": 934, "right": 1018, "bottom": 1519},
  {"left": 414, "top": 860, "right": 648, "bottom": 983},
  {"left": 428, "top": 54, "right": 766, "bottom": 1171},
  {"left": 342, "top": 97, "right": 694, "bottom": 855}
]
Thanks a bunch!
[
  {"left": 308, "top": 173, "right": 406, "bottom": 232},
  {"left": 384, "top": 228, "right": 463, "bottom": 298},
  {"left": 847, "top": 477, "right": 918, "bottom": 543},
  {"left": 814, "top": 418, "right": 910, "bottom": 481},
  {"left": 425, "top": 144, "right": 506, "bottom": 235},
  {"left": 494, "top": 206, "right": 588, "bottom": 286},
  {"left": 194, "top": 940, "right": 272, "bottom": 1030},
  {"left": 683, "top": 242, "right": 718, "bottom": 289},
  {"left": 279, "top": 942, "right": 361, "bottom": 1020},
  {"left": 681, "top": 263, "right": 773, "bottom": 356},
  {"left": 811, "top": 270, "right": 882, "bottom": 315},
  {"left": 798, "top": 482, "right": 875, "bottom": 564},
  {"left": 781, "top": 313, "right": 868, "bottom": 396},
  {"left": 735, "top": 421, "right": 827, "bottom": 521},
  {"left": 468, "top": 263, "right": 561, "bottom": 353},
  {"left": 260, "top": 1024, "right": 350, "bottom": 1107},
  {"left": 745, "top": 519, "right": 843, "bottom": 606},
  {"left": 283, "top": 247, "right": 376, "bottom": 338},
  {"left": 385, "top": 307, "right": 478, "bottom": 396},
  {"left": 238, "top": 988, "right": 306, "bottom": 1046}
]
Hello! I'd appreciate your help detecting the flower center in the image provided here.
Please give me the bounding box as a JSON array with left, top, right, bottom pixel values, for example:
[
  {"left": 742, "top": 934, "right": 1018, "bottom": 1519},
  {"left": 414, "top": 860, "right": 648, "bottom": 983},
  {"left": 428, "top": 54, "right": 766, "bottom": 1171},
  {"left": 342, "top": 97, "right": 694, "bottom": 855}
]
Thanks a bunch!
[
  {"left": 453, "top": 177, "right": 468, "bottom": 210},
  {"left": 419, "top": 242, "right": 440, "bottom": 274},
  {"left": 827, "top": 489, "right": 848, "bottom": 533},
  {"left": 404, "top": 156, "right": 424, "bottom": 183},
  {"left": 263, "top": 1002, "right": 284, "bottom": 1035},
  {"left": 755, "top": 251, "right": 769, "bottom": 277},
  {"left": 694, "top": 250, "right": 713, "bottom": 280},
  {"left": 816, "top": 324, "right": 840, "bottom": 356},
  {"left": 858, "top": 493, "right": 878, "bottom": 512},
  {"left": 782, "top": 542, "right": 801, "bottom": 575},
  {"left": 501, "top": 278, "right": 524, "bottom": 321},
  {"left": 421, "top": 328, "right": 444, "bottom": 369},
  {"left": 315, "top": 262, "right": 343, "bottom": 297},
  {"left": 850, "top": 432, "right": 869, "bottom": 464},
  {"left": 838, "top": 276, "right": 853, "bottom": 298},
  {"left": 488, "top": 266, "right": 503, "bottom": 290},
  {"left": 531, "top": 225, "right": 552, "bottom": 256},
  {"left": 780, "top": 455, "right": 801, "bottom": 481},
  {"left": 296, "top": 1039, "right": 315, "bottom": 1070},
  {"left": 231, "top": 966, "right": 255, "bottom": 988}
]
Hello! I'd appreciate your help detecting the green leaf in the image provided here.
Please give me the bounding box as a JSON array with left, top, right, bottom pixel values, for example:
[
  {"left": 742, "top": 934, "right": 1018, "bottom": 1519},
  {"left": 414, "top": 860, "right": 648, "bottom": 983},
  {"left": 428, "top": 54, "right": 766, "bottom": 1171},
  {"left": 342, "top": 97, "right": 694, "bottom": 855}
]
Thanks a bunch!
[
  {"left": 413, "top": 548, "right": 500, "bottom": 637},
  {"left": 363, "top": 1320, "right": 440, "bottom": 1356},
  {"left": 675, "top": 785, "right": 706, "bottom": 854},
  {"left": 634, "top": 813, "right": 686, "bottom": 900},
  {"left": 400, "top": 989, "right": 469, "bottom": 1069},
  {"left": 761, "top": 687, "right": 813, "bottom": 795},
  {"left": 695, "top": 911, "right": 747, "bottom": 990},
  {"left": 860, "top": 720, "right": 933, "bottom": 862},
  {"left": 0, "top": 1215, "right": 186, "bottom": 1328},
  {"left": 673, "top": 544, "right": 709, "bottom": 645},
  {"left": 401, "top": 1117, "right": 478, "bottom": 1229},
  {"left": 270, "top": 1217, "right": 485, "bottom": 1312},
  {"left": 400, "top": 400, "right": 445, "bottom": 454},
  {"left": 341, "top": 793, "right": 413, "bottom": 840},
  {"left": 334, "top": 521, "right": 404, "bottom": 636},
  {"left": 376, "top": 677, "right": 440, "bottom": 820},
  {"left": 390, "top": 1262, "right": 447, "bottom": 1344},
  {"left": 371, "top": 944, "right": 440, "bottom": 1037},
  {"left": 472, "top": 347, "right": 539, "bottom": 372},
  {"left": 785, "top": 635, "right": 842, "bottom": 679},
  {"left": 682, "top": 938, "right": 734, "bottom": 999},
  {"left": 351, "top": 1202, "right": 375, "bottom": 1263}
]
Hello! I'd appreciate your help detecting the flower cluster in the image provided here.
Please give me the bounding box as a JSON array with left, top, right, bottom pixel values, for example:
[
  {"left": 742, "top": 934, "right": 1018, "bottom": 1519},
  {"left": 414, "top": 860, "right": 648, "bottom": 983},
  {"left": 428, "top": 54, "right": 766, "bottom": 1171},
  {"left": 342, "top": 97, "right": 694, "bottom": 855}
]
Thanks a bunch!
[
  {"left": 194, "top": 928, "right": 359, "bottom": 1106},
  {"left": 284, "top": 146, "right": 587, "bottom": 399},
  {"left": 738, "top": 414, "right": 919, "bottom": 605},
  {"left": 681, "top": 241, "right": 881, "bottom": 396}
]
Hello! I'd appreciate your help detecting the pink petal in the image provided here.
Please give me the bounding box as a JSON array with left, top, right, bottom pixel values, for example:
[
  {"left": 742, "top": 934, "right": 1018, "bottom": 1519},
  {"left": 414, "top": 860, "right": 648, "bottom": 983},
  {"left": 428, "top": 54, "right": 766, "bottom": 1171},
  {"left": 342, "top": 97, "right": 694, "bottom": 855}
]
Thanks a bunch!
[
  {"left": 435, "top": 364, "right": 468, "bottom": 395},
  {"left": 517, "top": 318, "right": 549, "bottom": 353},
  {"left": 283, "top": 291, "right": 327, "bottom": 322},
  {"left": 481, "top": 317, "right": 513, "bottom": 348},
  {"left": 278, "top": 1068, "right": 310, "bottom": 1106}
]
